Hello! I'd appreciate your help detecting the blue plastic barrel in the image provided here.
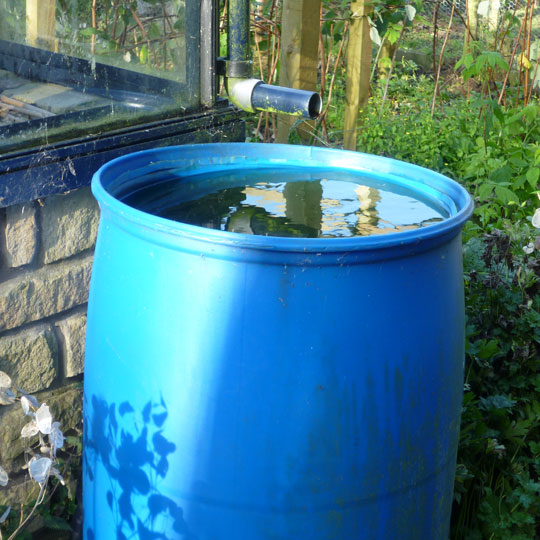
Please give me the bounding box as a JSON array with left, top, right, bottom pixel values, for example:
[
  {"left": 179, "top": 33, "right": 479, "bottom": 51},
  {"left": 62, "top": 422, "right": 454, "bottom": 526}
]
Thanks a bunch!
[{"left": 83, "top": 143, "right": 473, "bottom": 540}]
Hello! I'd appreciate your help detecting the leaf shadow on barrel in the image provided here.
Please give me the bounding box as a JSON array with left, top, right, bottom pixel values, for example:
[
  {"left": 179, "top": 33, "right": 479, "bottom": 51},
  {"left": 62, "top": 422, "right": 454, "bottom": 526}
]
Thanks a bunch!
[{"left": 84, "top": 394, "right": 198, "bottom": 539}]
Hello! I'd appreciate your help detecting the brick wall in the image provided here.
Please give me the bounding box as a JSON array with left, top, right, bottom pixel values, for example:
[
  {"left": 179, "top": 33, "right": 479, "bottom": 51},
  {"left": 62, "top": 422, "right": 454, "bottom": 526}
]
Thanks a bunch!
[{"left": 0, "top": 186, "right": 99, "bottom": 499}]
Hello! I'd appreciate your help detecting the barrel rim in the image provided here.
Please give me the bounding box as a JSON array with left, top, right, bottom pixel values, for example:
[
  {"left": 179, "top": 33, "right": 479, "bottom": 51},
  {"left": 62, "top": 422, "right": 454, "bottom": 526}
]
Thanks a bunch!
[{"left": 91, "top": 143, "right": 474, "bottom": 253}]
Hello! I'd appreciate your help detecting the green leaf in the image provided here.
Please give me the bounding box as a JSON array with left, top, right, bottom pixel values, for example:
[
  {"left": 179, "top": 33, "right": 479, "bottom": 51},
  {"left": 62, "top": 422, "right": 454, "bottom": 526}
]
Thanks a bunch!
[
  {"left": 477, "top": 183, "right": 494, "bottom": 200},
  {"left": 509, "top": 157, "right": 528, "bottom": 168},
  {"left": 485, "top": 51, "right": 509, "bottom": 71},
  {"left": 386, "top": 24, "right": 401, "bottom": 45},
  {"left": 478, "top": 394, "right": 516, "bottom": 410},
  {"left": 147, "top": 22, "right": 161, "bottom": 41},
  {"left": 477, "top": 339, "right": 501, "bottom": 359},
  {"left": 65, "top": 435, "right": 82, "bottom": 451},
  {"left": 514, "top": 174, "right": 528, "bottom": 188},
  {"left": 526, "top": 167, "right": 540, "bottom": 188},
  {"left": 492, "top": 104, "right": 505, "bottom": 124},
  {"left": 494, "top": 185, "right": 519, "bottom": 204},
  {"left": 325, "top": 8, "right": 336, "bottom": 19},
  {"left": 530, "top": 441, "right": 540, "bottom": 455},
  {"left": 462, "top": 66, "right": 477, "bottom": 81},
  {"left": 490, "top": 165, "right": 512, "bottom": 184},
  {"left": 464, "top": 53, "right": 475, "bottom": 70},
  {"left": 79, "top": 27, "right": 97, "bottom": 37},
  {"left": 43, "top": 514, "right": 72, "bottom": 531},
  {"left": 255, "top": 38, "right": 269, "bottom": 52},
  {"left": 139, "top": 44, "right": 149, "bottom": 64},
  {"left": 321, "top": 20, "right": 333, "bottom": 36},
  {"left": 476, "top": 53, "right": 488, "bottom": 70},
  {"left": 508, "top": 109, "right": 526, "bottom": 124},
  {"left": 523, "top": 103, "right": 538, "bottom": 123}
]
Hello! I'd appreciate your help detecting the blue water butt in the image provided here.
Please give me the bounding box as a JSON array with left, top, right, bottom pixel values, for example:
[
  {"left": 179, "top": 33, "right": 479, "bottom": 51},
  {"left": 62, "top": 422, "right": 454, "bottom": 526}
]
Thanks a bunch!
[{"left": 83, "top": 143, "right": 473, "bottom": 540}]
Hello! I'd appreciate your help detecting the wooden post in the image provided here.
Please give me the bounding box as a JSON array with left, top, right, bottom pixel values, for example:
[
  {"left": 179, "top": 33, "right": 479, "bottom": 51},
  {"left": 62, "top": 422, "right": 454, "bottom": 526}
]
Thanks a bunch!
[
  {"left": 343, "top": 0, "right": 372, "bottom": 151},
  {"left": 275, "top": 0, "right": 322, "bottom": 144},
  {"left": 26, "top": 0, "right": 56, "bottom": 50},
  {"left": 466, "top": 0, "right": 482, "bottom": 42}
]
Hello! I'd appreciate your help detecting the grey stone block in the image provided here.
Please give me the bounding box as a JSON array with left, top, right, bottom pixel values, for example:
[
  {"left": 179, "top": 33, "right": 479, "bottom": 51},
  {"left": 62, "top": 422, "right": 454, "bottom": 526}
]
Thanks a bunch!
[
  {"left": 56, "top": 312, "right": 87, "bottom": 377},
  {"left": 0, "top": 325, "right": 57, "bottom": 394},
  {"left": 0, "top": 475, "right": 40, "bottom": 507},
  {"left": 42, "top": 187, "right": 100, "bottom": 264},
  {"left": 4, "top": 203, "right": 38, "bottom": 267},
  {"left": 0, "top": 254, "right": 93, "bottom": 331}
]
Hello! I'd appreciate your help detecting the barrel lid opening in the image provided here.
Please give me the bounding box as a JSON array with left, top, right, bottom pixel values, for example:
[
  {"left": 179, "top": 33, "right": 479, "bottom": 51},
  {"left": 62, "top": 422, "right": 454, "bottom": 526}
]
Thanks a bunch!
[{"left": 92, "top": 143, "right": 474, "bottom": 255}]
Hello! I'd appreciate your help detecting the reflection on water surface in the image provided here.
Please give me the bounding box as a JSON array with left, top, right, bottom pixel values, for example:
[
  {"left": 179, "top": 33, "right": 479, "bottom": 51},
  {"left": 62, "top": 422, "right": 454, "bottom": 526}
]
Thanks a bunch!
[{"left": 121, "top": 168, "right": 447, "bottom": 238}]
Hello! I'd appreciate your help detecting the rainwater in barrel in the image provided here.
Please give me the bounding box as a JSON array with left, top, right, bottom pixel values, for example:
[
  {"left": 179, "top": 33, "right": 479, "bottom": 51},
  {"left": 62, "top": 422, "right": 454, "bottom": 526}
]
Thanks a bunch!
[{"left": 83, "top": 143, "right": 473, "bottom": 540}]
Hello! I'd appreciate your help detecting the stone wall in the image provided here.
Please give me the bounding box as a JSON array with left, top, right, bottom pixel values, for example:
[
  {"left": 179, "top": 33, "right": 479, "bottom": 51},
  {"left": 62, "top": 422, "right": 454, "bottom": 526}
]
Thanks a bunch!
[{"left": 0, "top": 186, "right": 99, "bottom": 500}]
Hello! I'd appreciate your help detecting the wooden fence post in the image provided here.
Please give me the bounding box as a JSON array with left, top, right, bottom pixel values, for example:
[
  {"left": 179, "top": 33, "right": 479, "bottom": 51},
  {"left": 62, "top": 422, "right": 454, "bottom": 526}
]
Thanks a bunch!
[
  {"left": 26, "top": 0, "right": 56, "bottom": 50},
  {"left": 343, "top": 0, "right": 372, "bottom": 151},
  {"left": 276, "top": 0, "right": 322, "bottom": 144}
]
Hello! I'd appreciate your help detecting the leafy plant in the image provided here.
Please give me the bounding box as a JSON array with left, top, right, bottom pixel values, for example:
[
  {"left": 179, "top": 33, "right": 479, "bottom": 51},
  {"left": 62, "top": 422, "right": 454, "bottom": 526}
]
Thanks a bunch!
[
  {"left": 0, "top": 371, "right": 78, "bottom": 540},
  {"left": 453, "top": 222, "right": 540, "bottom": 538}
]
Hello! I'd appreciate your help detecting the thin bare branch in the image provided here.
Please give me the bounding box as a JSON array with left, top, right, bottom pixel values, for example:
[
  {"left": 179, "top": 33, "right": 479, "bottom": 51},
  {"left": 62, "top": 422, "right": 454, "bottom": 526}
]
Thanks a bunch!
[
  {"left": 498, "top": 10, "right": 527, "bottom": 105},
  {"left": 431, "top": 0, "right": 456, "bottom": 119}
]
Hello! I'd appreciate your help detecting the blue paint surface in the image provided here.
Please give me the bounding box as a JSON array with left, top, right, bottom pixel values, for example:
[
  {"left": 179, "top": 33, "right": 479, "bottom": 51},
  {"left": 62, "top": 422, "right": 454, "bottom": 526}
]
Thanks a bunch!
[{"left": 83, "top": 143, "right": 473, "bottom": 539}]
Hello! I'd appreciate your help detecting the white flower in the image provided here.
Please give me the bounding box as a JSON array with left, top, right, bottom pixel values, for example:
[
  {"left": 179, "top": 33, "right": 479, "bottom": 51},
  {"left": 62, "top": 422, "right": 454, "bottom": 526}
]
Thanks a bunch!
[
  {"left": 523, "top": 242, "right": 534, "bottom": 254},
  {"left": 0, "top": 506, "right": 11, "bottom": 524},
  {"left": 21, "top": 396, "right": 33, "bottom": 416},
  {"left": 49, "top": 422, "right": 64, "bottom": 456},
  {"left": 369, "top": 26, "right": 381, "bottom": 47},
  {"left": 532, "top": 208, "right": 540, "bottom": 229},
  {"left": 404, "top": 4, "right": 416, "bottom": 21},
  {"left": 477, "top": 0, "right": 490, "bottom": 16},
  {"left": 0, "top": 371, "right": 12, "bottom": 389},
  {"left": 20, "top": 393, "right": 39, "bottom": 415},
  {"left": 29, "top": 457, "right": 52, "bottom": 484},
  {"left": 21, "top": 420, "right": 39, "bottom": 438},
  {"left": 487, "top": 438, "right": 506, "bottom": 457},
  {"left": 35, "top": 404, "right": 52, "bottom": 435},
  {"left": 0, "top": 465, "right": 8, "bottom": 487}
]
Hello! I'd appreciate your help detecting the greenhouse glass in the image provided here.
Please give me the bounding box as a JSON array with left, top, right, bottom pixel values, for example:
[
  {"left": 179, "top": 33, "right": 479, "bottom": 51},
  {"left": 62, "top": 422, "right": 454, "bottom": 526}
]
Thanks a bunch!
[{"left": 0, "top": 0, "right": 201, "bottom": 153}]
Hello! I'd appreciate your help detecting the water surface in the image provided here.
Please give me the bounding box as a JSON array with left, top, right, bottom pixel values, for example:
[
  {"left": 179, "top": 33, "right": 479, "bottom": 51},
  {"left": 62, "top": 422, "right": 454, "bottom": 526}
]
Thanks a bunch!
[{"left": 120, "top": 167, "right": 448, "bottom": 238}]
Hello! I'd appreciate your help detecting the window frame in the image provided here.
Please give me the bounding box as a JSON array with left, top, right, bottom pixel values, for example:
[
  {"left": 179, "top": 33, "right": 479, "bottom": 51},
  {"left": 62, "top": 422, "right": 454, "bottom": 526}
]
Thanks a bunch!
[{"left": 0, "top": 0, "right": 243, "bottom": 208}]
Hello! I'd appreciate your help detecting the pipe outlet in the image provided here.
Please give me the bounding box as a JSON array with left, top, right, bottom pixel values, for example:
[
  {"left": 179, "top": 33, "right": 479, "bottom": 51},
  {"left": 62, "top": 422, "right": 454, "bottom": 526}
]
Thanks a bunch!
[{"left": 227, "top": 78, "right": 322, "bottom": 119}]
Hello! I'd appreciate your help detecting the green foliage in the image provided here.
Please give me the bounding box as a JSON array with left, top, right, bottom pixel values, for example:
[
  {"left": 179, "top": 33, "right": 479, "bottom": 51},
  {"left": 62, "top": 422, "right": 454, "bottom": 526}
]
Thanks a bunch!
[
  {"left": 355, "top": 71, "right": 470, "bottom": 173},
  {"left": 354, "top": 70, "right": 540, "bottom": 226},
  {"left": 53, "top": 0, "right": 186, "bottom": 73},
  {"left": 454, "top": 224, "right": 540, "bottom": 539},
  {"left": 456, "top": 42, "right": 509, "bottom": 84},
  {"left": 0, "top": 0, "right": 24, "bottom": 41},
  {"left": 371, "top": 0, "right": 422, "bottom": 38},
  {"left": 455, "top": 101, "right": 540, "bottom": 228}
]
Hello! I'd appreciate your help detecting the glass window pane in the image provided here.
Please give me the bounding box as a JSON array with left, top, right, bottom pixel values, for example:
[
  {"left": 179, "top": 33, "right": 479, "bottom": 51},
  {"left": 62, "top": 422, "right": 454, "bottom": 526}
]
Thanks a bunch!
[{"left": 0, "top": 0, "right": 200, "bottom": 153}]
